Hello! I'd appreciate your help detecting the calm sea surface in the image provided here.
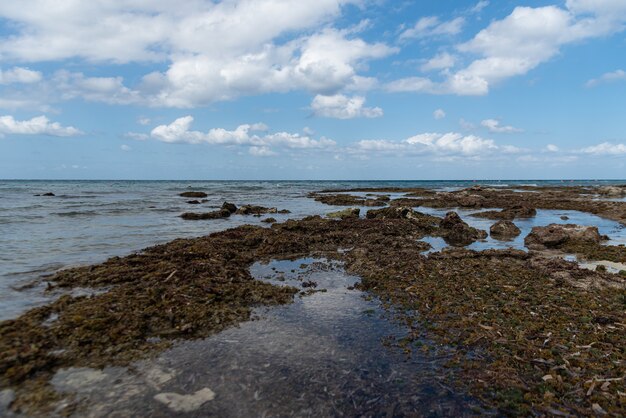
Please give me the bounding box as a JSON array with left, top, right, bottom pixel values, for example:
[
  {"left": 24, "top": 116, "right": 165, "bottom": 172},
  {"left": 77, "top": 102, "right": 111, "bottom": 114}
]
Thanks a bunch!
[{"left": 1, "top": 179, "right": 625, "bottom": 319}]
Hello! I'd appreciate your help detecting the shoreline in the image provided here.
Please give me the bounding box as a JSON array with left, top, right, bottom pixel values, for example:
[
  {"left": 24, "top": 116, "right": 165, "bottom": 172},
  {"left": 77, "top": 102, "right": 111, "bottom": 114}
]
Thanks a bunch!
[{"left": 1, "top": 184, "right": 625, "bottom": 416}]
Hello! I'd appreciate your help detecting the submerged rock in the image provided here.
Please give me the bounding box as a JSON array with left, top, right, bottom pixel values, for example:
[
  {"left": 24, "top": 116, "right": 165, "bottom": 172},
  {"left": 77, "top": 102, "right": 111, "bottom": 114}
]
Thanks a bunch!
[
  {"left": 490, "top": 220, "right": 521, "bottom": 240},
  {"left": 180, "top": 209, "right": 231, "bottom": 220},
  {"left": 438, "top": 211, "right": 488, "bottom": 246},
  {"left": 37, "top": 192, "right": 56, "bottom": 197},
  {"left": 262, "top": 217, "right": 277, "bottom": 224},
  {"left": 327, "top": 208, "right": 360, "bottom": 220},
  {"left": 179, "top": 191, "right": 208, "bottom": 198},
  {"left": 525, "top": 224, "right": 602, "bottom": 250},
  {"left": 187, "top": 200, "right": 201, "bottom": 205}
]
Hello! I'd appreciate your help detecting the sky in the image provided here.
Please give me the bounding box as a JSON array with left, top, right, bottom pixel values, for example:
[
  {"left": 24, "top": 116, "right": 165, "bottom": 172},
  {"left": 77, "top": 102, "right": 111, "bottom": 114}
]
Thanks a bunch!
[{"left": 0, "top": 0, "right": 625, "bottom": 180}]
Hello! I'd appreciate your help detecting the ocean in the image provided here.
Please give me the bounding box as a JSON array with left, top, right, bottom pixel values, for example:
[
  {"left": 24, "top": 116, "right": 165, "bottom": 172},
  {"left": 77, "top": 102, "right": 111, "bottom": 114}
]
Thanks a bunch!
[{"left": 1, "top": 179, "right": 625, "bottom": 320}]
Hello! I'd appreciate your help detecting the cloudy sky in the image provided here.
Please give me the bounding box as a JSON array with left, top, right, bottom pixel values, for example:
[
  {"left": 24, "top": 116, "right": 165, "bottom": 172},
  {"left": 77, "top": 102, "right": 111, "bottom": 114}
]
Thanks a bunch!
[{"left": 0, "top": 0, "right": 625, "bottom": 180}]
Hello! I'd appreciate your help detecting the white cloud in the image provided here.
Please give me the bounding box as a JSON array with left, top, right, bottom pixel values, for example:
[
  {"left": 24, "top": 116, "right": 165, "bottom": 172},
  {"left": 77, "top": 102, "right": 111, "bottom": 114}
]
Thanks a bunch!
[
  {"left": 579, "top": 142, "right": 626, "bottom": 155},
  {"left": 0, "top": 115, "right": 82, "bottom": 137},
  {"left": 149, "top": 116, "right": 336, "bottom": 155},
  {"left": 546, "top": 144, "right": 559, "bottom": 152},
  {"left": 470, "top": 1, "right": 489, "bottom": 14},
  {"left": 311, "top": 94, "right": 383, "bottom": 119},
  {"left": 125, "top": 132, "right": 149, "bottom": 141},
  {"left": 480, "top": 119, "right": 522, "bottom": 133},
  {"left": 0, "top": 1, "right": 397, "bottom": 108},
  {"left": 421, "top": 52, "right": 456, "bottom": 72},
  {"left": 585, "top": 69, "right": 626, "bottom": 87},
  {"left": 433, "top": 109, "right": 446, "bottom": 120},
  {"left": 137, "top": 118, "right": 151, "bottom": 126},
  {"left": 121, "top": 144, "right": 131, "bottom": 151},
  {"left": 0, "top": 67, "right": 42, "bottom": 84},
  {"left": 400, "top": 16, "right": 465, "bottom": 41},
  {"left": 249, "top": 146, "right": 276, "bottom": 157}
]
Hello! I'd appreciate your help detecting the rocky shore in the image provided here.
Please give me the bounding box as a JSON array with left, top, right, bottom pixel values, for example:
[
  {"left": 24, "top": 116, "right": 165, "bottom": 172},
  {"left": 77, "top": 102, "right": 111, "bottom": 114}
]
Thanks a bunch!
[{"left": 1, "top": 185, "right": 625, "bottom": 416}]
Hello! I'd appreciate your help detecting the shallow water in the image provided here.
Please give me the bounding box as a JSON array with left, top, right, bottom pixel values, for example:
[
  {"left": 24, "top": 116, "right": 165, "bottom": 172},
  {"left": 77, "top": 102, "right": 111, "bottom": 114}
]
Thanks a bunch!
[{"left": 43, "top": 258, "right": 483, "bottom": 417}]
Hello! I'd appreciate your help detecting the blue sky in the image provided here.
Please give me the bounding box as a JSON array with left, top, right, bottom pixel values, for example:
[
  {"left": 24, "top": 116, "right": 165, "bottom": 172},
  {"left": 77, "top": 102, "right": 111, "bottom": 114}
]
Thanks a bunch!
[{"left": 0, "top": 0, "right": 625, "bottom": 180}]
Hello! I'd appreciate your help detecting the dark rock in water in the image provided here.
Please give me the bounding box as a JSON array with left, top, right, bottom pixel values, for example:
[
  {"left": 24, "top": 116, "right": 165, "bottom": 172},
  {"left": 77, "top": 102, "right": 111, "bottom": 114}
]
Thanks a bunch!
[
  {"left": 179, "top": 191, "right": 208, "bottom": 198},
  {"left": 327, "top": 208, "right": 360, "bottom": 220},
  {"left": 277, "top": 209, "right": 291, "bottom": 214},
  {"left": 236, "top": 205, "right": 278, "bottom": 215},
  {"left": 38, "top": 192, "right": 55, "bottom": 197},
  {"left": 221, "top": 202, "right": 238, "bottom": 213},
  {"left": 524, "top": 223, "right": 602, "bottom": 250},
  {"left": 560, "top": 215, "right": 569, "bottom": 220},
  {"left": 457, "top": 194, "right": 486, "bottom": 208},
  {"left": 438, "top": 211, "right": 488, "bottom": 246},
  {"left": 308, "top": 192, "right": 387, "bottom": 207},
  {"left": 471, "top": 205, "right": 536, "bottom": 220},
  {"left": 187, "top": 200, "right": 201, "bottom": 205},
  {"left": 490, "top": 220, "right": 521, "bottom": 240},
  {"left": 262, "top": 217, "right": 277, "bottom": 224},
  {"left": 180, "top": 209, "right": 231, "bottom": 220}
]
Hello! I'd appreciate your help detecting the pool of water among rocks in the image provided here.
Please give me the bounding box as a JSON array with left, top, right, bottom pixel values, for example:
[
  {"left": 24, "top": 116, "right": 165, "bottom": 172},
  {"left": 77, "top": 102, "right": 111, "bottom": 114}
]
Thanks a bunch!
[{"left": 34, "top": 258, "right": 487, "bottom": 417}]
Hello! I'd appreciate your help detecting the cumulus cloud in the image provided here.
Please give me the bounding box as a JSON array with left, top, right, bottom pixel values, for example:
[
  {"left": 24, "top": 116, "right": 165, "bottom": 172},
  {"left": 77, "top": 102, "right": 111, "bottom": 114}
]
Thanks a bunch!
[
  {"left": 579, "top": 142, "right": 626, "bottom": 155},
  {"left": 421, "top": 52, "right": 456, "bottom": 72},
  {"left": 585, "top": 69, "right": 626, "bottom": 87},
  {"left": 0, "top": 67, "right": 42, "bottom": 84},
  {"left": 433, "top": 109, "right": 446, "bottom": 119},
  {"left": 470, "top": 1, "right": 489, "bottom": 14},
  {"left": 149, "top": 116, "right": 336, "bottom": 155},
  {"left": 120, "top": 144, "right": 131, "bottom": 151},
  {"left": 311, "top": 94, "right": 383, "bottom": 119},
  {"left": 389, "top": 1, "right": 626, "bottom": 96},
  {"left": 351, "top": 131, "right": 520, "bottom": 157},
  {"left": 546, "top": 144, "right": 559, "bottom": 152},
  {"left": 0, "top": 115, "right": 82, "bottom": 137},
  {"left": 480, "top": 119, "right": 522, "bottom": 133},
  {"left": 400, "top": 16, "right": 465, "bottom": 41},
  {"left": 0, "top": 1, "right": 397, "bottom": 108}
]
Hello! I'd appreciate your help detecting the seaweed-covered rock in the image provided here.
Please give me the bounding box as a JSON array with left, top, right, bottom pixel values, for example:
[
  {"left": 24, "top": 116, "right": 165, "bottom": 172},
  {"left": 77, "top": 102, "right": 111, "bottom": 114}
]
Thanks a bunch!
[
  {"left": 179, "top": 191, "right": 208, "bottom": 198},
  {"left": 438, "top": 211, "right": 487, "bottom": 246},
  {"left": 490, "top": 220, "right": 521, "bottom": 240},
  {"left": 235, "top": 205, "right": 278, "bottom": 215},
  {"left": 262, "top": 217, "right": 277, "bottom": 224},
  {"left": 308, "top": 193, "right": 387, "bottom": 207},
  {"left": 457, "top": 194, "right": 486, "bottom": 208},
  {"left": 221, "top": 202, "right": 238, "bottom": 213},
  {"left": 598, "top": 186, "right": 626, "bottom": 197},
  {"left": 524, "top": 224, "right": 602, "bottom": 250},
  {"left": 327, "top": 208, "right": 360, "bottom": 220},
  {"left": 471, "top": 205, "right": 536, "bottom": 220},
  {"left": 180, "top": 209, "right": 231, "bottom": 220}
]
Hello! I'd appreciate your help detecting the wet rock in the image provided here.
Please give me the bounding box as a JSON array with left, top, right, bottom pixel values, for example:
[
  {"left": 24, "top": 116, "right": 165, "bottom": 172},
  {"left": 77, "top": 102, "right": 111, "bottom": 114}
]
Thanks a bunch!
[
  {"left": 327, "top": 208, "right": 360, "bottom": 220},
  {"left": 472, "top": 205, "right": 536, "bottom": 220},
  {"left": 187, "top": 200, "right": 201, "bottom": 205},
  {"left": 524, "top": 224, "right": 602, "bottom": 250},
  {"left": 438, "top": 211, "right": 488, "bottom": 246},
  {"left": 490, "top": 220, "right": 521, "bottom": 240},
  {"left": 221, "top": 202, "right": 238, "bottom": 214},
  {"left": 179, "top": 191, "right": 208, "bottom": 198},
  {"left": 180, "top": 209, "right": 231, "bottom": 220},
  {"left": 366, "top": 207, "right": 440, "bottom": 229},
  {"left": 277, "top": 209, "right": 291, "bottom": 214},
  {"left": 0, "top": 389, "right": 15, "bottom": 411},
  {"left": 154, "top": 388, "right": 215, "bottom": 413},
  {"left": 38, "top": 192, "right": 55, "bottom": 197},
  {"left": 457, "top": 194, "right": 486, "bottom": 208},
  {"left": 235, "top": 205, "right": 278, "bottom": 215},
  {"left": 598, "top": 186, "right": 626, "bottom": 197},
  {"left": 262, "top": 217, "right": 277, "bottom": 224},
  {"left": 308, "top": 193, "right": 387, "bottom": 207},
  {"left": 560, "top": 215, "right": 569, "bottom": 220}
]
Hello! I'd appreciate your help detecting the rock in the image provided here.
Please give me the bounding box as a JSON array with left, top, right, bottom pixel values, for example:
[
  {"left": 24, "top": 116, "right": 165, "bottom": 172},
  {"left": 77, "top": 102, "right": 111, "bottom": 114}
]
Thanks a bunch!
[
  {"left": 0, "top": 389, "right": 15, "bottom": 411},
  {"left": 235, "top": 205, "right": 278, "bottom": 215},
  {"left": 560, "top": 215, "right": 569, "bottom": 220},
  {"left": 524, "top": 224, "right": 602, "bottom": 250},
  {"left": 327, "top": 208, "right": 360, "bottom": 220},
  {"left": 439, "top": 211, "right": 488, "bottom": 246},
  {"left": 277, "top": 209, "right": 291, "bottom": 214},
  {"left": 262, "top": 217, "right": 277, "bottom": 224},
  {"left": 471, "top": 205, "right": 536, "bottom": 220},
  {"left": 154, "top": 387, "right": 215, "bottom": 413},
  {"left": 490, "top": 220, "right": 521, "bottom": 240},
  {"left": 598, "top": 186, "right": 626, "bottom": 197},
  {"left": 180, "top": 209, "right": 231, "bottom": 220},
  {"left": 221, "top": 202, "right": 237, "bottom": 213},
  {"left": 187, "top": 200, "right": 201, "bottom": 204},
  {"left": 179, "top": 191, "right": 208, "bottom": 198},
  {"left": 363, "top": 198, "right": 388, "bottom": 207},
  {"left": 457, "top": 194, "right": 486, "bottom": 208},
  {"left": 41, "top": 192, "right": 55, "bottom": 196}
]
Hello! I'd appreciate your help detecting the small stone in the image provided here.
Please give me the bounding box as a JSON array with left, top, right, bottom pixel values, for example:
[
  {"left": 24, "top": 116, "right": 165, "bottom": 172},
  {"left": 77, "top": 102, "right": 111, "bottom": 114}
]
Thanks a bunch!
[{"left": 154, "top": 388, "right": 216, "bottom": 412}]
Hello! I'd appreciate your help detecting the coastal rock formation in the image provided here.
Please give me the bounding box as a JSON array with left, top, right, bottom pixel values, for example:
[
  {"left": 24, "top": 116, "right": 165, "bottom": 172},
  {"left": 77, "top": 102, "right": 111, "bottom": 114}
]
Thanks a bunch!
[
  {"left": 438, "top": 211, "right": 487, "bottom": 246},
  {"left": 366, "top": 207, "right": 440, "bottom": 230},
  {"left": 327, "top": 208, "right": 360, "bottom": 220},
  {"left": 187, "top": 200, "right": 201, "bottom": 205},
  {"left": 308, "top": 193, "right": 388, "bottom": 207},
  {"left": 179, "top": 191, "right": 208, "bottom": 198},
  {"left": 524, "top": 224, "right": 603, "bottom": 250},
  {"left": 598, "top": 186, "right": 626, "bottom": 197},
  {"left": 221, "top": 202, "right": 237, "bottom": 214},
  {"left": 471, "top": 205, "right": 537, "bottom": 220},
  {"left": 180, "top": 209, "right": 231, "bottom": 220},
  {"left": 490, "top": 220, "right": 521, "bottom": 239},
  {"left": 457, "top": 194, "right": 486, "bottom": 208},
  {"left": 235, "top": 205, "right": 278, "bottom": 215}
]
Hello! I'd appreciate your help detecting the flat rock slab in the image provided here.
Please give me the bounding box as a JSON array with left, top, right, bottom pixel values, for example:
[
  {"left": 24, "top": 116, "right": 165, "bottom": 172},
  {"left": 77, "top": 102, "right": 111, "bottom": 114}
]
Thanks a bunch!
[{"left": 154, "top": 388, "right": 216, "bottom": 412}]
